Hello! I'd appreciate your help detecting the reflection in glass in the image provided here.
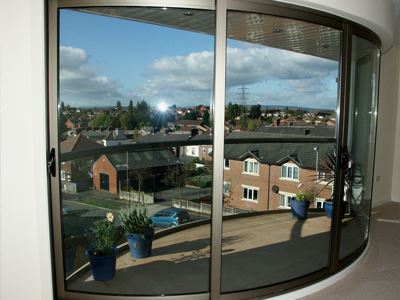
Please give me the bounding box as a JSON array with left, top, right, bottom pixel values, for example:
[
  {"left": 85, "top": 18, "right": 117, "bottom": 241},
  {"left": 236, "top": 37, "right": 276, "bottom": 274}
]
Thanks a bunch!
[
  {"left": 340, "top": 36, "right": 380, "bottom": 259},
  {"left": 58, "top": 7, "right": 215, "bottom": 295},
  {"left": 221, "top": 11, "right": 341, "bottom": 292}
]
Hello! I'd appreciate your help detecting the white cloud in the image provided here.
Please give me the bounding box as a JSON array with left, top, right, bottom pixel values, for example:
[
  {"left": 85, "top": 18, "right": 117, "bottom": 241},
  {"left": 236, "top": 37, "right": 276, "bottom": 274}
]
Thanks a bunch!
[
  {"left": 226, "top": 47, "right": 337, "bottom": 85},
  {"left": 59, "top": 46, "right": 127, "bottom": 106},
  {"left": 141, "top": 46, "right": 338, "bottom": 108},
  {"left": 139, "top": 51, "right": 215, "bottom": 105},
  {"left": 59, "top": 44, "right": 339, "bottom": 109}
]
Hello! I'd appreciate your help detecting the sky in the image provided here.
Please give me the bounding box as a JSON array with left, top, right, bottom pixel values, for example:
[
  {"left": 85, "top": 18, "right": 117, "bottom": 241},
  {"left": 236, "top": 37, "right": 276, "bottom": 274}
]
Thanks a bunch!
[{"left": 59, "top": 8, "right": 339, "bottom": 110}]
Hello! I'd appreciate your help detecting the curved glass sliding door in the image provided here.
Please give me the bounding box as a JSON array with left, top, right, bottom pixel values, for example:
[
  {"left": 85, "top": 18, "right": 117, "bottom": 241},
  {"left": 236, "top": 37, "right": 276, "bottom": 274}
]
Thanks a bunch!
[
  {"left": 58, "top": 6, "right": 215, "bottom": 295},
  {"left": 339, "top": 35, "right": 380, "bottom": 259},
  {"left": 221, "top": 10, "right": 341, "bottom": 292},
  {"left": 48, "top": 1, "right": 383, "bottom": 299}
]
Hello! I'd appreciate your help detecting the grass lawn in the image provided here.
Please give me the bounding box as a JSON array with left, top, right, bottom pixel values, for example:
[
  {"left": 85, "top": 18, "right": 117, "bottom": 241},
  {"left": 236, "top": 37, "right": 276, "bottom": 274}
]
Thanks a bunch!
[{"left": 77, "top": 197, "right": 128, "bottom": 210}]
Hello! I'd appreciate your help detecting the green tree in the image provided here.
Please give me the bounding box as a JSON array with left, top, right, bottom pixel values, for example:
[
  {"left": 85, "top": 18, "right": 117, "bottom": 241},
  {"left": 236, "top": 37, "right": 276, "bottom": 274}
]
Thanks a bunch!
[
  {"left": 249, "top": 104, "right": 261, "bottom": 119},
  {"left": 135, "top": 100, "right": 151, "bottom": 128},
  {"left": 226, "top": 102, "right": 241, "bottom": 121},
  {"left": 110, "top": 117, "right": 121, "bottom": 129},
  {"left": 122, "top": 100, "right": 137, "bottom": 129},
  {"left": 184, "top": 110, "right": 200, "bottom": 120},
  {"left": 89, "top": 112, "right": 112, "bottom": 128},
  {"left": 59, "top": 114, "right": 68, "bottom": 138},
  {"left": 119, "top": 111, "right": 135, "bottom": 130},
  {"left": 202, "top": 110, "right": 210, "bottom": 127}
]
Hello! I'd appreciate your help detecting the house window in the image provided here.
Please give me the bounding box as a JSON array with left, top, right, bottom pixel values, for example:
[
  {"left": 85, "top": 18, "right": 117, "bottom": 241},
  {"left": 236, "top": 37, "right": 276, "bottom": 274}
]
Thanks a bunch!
[
  {"left": 315, "top": 198, "right": 325, "bottom": 209},
  {"left": 281, "top": 163, "right": 299, "bottom": 180},
  {"left": 224, "top": 159, "right": 230, "bottom": 169},
  {"left": 60, "top": 170, "right": 66, "bottom": 181},
  {"left": 186, "top": 146, "right": 198, "bottom": 157},
  {"left": 243, "top": 158, "right": 259, "bottom": 175},
  {"left": 242, "top": 185, "right": 259, "bottom": 202},
  {"left": 279, "top": 192, "right": 295, "bottom": 208},
  {"left": 223, "top": 181, "right": 230, "bottom": 195}
]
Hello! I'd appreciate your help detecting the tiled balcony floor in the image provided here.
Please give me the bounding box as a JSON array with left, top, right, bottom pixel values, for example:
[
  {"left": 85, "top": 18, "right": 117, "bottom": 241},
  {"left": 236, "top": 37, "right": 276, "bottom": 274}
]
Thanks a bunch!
[{"left": 68, "top": 211, "right": 336, "bottom": 295}]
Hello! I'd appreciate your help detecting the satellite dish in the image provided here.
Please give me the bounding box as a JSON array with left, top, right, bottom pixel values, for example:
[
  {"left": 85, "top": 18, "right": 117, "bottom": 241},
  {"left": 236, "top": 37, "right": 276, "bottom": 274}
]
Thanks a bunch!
[{"left": 272, "top": 185, "right": 279, "bottom": 194}]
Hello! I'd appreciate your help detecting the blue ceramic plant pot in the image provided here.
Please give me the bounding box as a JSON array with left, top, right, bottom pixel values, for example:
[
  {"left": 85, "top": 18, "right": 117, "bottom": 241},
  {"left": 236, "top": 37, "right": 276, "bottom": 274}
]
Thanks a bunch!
[
  {"left": 290, "top": 199, "right": 310, "bottom": 220},
  {"left": 324, "top": 201, "right": 333, "bottom": 218},
  {"left": 86, "top": 248, "right": 116, "bottom": 281},
  {"left": 127, "top": 228, "right": 154, "bottom": 258}
]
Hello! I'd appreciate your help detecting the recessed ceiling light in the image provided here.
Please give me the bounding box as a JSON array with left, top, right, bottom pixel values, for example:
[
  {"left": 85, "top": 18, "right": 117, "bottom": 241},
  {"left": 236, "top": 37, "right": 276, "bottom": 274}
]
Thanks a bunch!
[
  {"left": 183, "top": 11, "right": 194, "bottom": 16},
  {"left": 273, "top": 27, "right": 283, "bottom": 33}
]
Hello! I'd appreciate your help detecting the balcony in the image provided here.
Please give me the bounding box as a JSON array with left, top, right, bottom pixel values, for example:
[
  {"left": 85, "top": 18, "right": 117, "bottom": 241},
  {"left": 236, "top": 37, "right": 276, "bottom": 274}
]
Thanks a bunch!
[{"left": 66, "top": 210, "right": 364, "bottom": 295}]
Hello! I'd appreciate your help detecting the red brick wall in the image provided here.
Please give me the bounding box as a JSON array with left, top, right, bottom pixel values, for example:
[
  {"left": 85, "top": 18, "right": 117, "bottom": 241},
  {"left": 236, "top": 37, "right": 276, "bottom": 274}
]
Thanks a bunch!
[
  {"left": 223, "top": 159, "right": 269, "bottom": 212},
  {"left": 92, "top": 155, "right": 118, "bottom": 194}
]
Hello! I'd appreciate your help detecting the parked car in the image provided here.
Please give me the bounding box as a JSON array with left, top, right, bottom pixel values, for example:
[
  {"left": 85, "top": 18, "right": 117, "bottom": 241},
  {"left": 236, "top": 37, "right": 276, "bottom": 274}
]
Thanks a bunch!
[{"left": 151, "top": 208, "right": 191, "bottom": 227}]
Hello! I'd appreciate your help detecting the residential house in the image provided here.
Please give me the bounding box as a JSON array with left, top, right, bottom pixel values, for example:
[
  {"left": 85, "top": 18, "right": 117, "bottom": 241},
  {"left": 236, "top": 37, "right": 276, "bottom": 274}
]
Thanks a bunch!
[
  {"left": 92, "top": 148, "right": 181, "bottom": 194},
  {"left": 60, "top": 134, "right": 104, "bottom": 192},
  {"left": 223, "top": 133, "right": 333, "bottom": 212},
  {"left": 101, "top": 128, "right": 131, "bottom": 147}
]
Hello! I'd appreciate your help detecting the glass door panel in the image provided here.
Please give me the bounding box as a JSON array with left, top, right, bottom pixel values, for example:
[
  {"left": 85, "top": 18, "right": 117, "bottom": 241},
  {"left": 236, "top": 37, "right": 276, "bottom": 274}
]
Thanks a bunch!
[
  {"left": 221, "top": 10, "right": 342, "bottom": 293},
  {"left": 58, "top": 6, "right": 215, "bottom": 295},
  {"left": 339, "top": 35, "right": 380, "bottom": 259}
]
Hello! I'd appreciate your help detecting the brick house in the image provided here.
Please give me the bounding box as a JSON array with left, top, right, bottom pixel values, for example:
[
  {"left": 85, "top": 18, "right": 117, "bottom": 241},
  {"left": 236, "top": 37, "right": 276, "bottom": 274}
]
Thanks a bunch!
[
  {"left": 65, "top": 119, "right": 81, "bottom": 129},
  {"left": 223, "top": 141, "right": 333, "bottom": 212},
  {"left": 92, "top": 148, "right": 181, "bottom": 194},
  {"left": 60, "top": 134, "right": 104, "bottom": 192}
]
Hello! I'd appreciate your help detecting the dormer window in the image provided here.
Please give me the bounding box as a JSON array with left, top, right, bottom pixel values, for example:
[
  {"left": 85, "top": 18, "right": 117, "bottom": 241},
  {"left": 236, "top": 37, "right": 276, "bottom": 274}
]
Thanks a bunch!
[
  {"left": 243, "top": 158, "right": 259, "bottom": 175},
  {"left": 280, "top": 163, "right": 299, "bottom": 180}
]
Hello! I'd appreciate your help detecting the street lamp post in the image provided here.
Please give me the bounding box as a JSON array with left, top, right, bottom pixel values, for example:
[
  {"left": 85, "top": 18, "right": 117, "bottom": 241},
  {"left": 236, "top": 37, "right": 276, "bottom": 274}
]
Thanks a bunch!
[{"left": 313, "top": 147, "right": 319, "bottom": 203}]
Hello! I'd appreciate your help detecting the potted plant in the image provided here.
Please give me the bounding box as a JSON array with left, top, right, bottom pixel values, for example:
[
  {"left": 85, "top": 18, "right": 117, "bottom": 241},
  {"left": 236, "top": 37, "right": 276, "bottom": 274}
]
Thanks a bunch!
[
  {"left": 120, "top": 204, "right": 154, "bottom": 258},
  {"left": 85, "top": 212, "right": 116, "bottom": 281},
  {"left": 317, "top": 147, "right": 357, "bottom": 218},
  {"left": 290, "top": 188, "right": 313, "bottom": 220}
]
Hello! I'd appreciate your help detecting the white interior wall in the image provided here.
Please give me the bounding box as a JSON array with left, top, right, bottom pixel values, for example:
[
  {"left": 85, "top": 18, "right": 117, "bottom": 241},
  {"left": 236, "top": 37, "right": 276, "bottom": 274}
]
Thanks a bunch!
[
  {"left": 373, "top": 47, "right": 400, "bottom": 206},
  {"left": 0, "top": 0, "right": 397, "bottom": 300},
  {"left": 391, "top": 47, "right": 400, "bottom": 203},
  {"left": 0, "top": 1, "right": 53, "bottom": 300},
  {"left": 390, "top": 1, "right": 400, "bottom": 203}
]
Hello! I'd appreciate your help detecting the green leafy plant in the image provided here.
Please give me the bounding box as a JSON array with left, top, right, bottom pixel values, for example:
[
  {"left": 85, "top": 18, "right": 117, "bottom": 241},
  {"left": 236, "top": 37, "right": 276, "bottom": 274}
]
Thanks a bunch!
[
  {"left": 317, "top": 147, "right": 361, "bottom": 202},
  {"left": 293, "top": 183, "right": 315, "bottom": 202},
  {"left": 294, "top": 192, "right": 309, "bottom": 202},
  {"left": 119, "top": 203, "right": 153, "bottom": 236},
  {"left": 86, "top": 212, "right": 115, "bottom": 256}
]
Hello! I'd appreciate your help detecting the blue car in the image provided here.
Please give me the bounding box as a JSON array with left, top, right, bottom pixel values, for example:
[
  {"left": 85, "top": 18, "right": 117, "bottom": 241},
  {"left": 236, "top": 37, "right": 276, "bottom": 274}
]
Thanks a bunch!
[{"left": 151, "top": 208, "right": 191, "bottom": 227}]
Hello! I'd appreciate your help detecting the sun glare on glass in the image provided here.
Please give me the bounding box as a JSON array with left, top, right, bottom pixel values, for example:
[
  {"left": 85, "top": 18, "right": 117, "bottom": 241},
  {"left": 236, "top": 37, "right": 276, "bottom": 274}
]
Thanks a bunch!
[{"left": 158, "top": 102, "right": 168, "bottom": 112}]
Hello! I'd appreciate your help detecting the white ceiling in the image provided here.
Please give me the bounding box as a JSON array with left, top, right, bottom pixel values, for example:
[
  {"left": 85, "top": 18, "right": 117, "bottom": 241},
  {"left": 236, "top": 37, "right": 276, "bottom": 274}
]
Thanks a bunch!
[{"left": 80, "top": 7, "right": 341, "bottom": 61}]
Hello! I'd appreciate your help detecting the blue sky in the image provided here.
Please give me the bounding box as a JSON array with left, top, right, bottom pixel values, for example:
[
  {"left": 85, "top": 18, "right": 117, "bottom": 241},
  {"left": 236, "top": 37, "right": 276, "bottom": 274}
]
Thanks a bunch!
[{"left": 59, "top": 8, "right": 339, "bottom": 109}]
